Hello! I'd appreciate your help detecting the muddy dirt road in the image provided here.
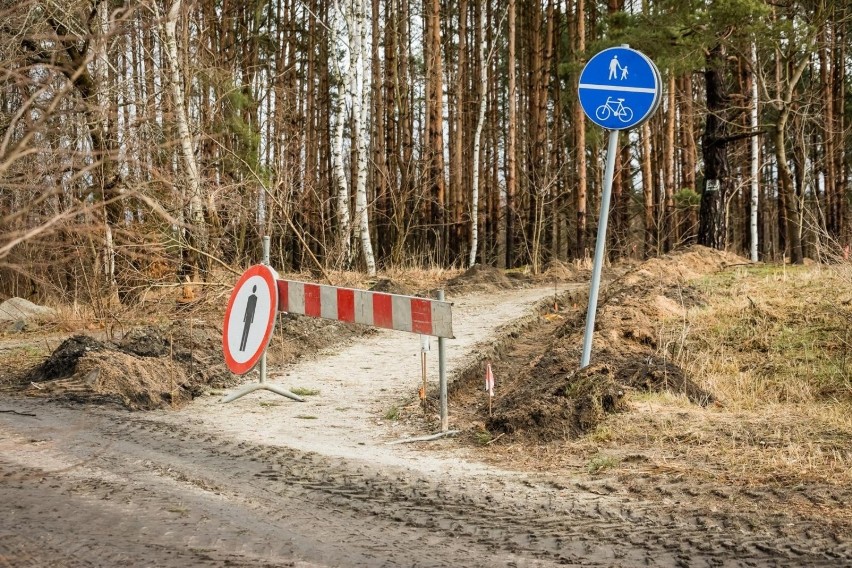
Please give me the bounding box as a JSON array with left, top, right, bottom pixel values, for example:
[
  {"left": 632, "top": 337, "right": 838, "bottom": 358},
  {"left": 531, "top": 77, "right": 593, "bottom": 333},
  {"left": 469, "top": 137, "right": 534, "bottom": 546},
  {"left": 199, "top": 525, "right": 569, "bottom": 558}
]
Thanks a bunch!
[{"left": 1, "top": 285, "right": 848, "bottom": 567}]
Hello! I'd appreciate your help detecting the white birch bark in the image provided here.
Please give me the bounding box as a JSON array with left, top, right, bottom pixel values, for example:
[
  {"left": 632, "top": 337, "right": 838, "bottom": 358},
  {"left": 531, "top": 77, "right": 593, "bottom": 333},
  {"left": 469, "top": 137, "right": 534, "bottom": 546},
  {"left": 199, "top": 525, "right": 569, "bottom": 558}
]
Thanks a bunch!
[
  {"left": 331, "top": 1, "right": 353, "bottom": 267},
  {"left": 95, "top": 1, "right": 115, "bottom": 289},
  {"left": 468, "top": 6, "right": 487, "bottom": 268},
  {"left": 750, "top": 42, "right": 759, "bottom": 262},
  {"left": 162, "top": 0, "right": 206, "bottom": 251},
  {"left": 349, "top": 0, "right": 376, "bottom": 276}
]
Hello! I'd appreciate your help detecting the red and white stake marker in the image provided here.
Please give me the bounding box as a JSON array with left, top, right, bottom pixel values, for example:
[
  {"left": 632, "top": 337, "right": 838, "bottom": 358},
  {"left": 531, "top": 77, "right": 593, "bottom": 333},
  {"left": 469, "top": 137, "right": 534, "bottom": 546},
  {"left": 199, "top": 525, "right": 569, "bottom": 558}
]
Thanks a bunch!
[{"left": 485, "top": 362, "right": 495, "bottom": 416}]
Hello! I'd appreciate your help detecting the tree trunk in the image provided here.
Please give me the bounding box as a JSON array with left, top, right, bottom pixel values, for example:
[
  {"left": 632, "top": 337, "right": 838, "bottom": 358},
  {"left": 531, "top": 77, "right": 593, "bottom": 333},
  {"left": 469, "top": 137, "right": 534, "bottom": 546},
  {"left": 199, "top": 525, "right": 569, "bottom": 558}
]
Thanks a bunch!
[
  {"left": 505, "top": 0, "right": 517, "bottom": 268},
  {"left": 452, "top": 0, "right": 468, "bottom": 262},
  {"left": 774, "top": 108, "right": 803, "bottom": 264},
  {"left": 350, "top": 0, "right": 376, "bottom": 275},
  {"left": 663, "top": 73, "right": 676, "bottom": 251},
  {"left": 574, "top": 0, "right": 587, "bottom": 259},
  {"left": 371, "top": 0, "right": 387, "bottom": 263},
  {"left": 163, "top": 0, "right": 207, "bottom": 279},
  {"left": 749, "top": 42, "right": 759, "bottom": 262},
  {"left": 468, "top": 2, "right": 487, "bottom": 267},
  {"left": 698, "top": 44, "right": 730, "bottom": 250},
  {"left": 330, "top": 1, "right": 352, "bottom": 267},
  {"left": 426, "top": 0, "right": 446, "bottom": 263},
  {"left": 641, "top": 122, "right": 655, "bottom": 257},
  {"left": 773, "top": 52, "right": 810, "bottom": 265}
]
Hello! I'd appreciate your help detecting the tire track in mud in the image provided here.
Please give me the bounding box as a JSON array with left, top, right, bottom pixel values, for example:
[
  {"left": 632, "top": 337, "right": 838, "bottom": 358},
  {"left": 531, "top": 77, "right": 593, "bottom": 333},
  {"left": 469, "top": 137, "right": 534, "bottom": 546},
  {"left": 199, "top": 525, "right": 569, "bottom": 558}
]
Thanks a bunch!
[
  {"left": 4, "top": 404, "right": 846, "bottom": 567},
  {"left": 1, "top": 405, "right": 552, "bottom": 567}
]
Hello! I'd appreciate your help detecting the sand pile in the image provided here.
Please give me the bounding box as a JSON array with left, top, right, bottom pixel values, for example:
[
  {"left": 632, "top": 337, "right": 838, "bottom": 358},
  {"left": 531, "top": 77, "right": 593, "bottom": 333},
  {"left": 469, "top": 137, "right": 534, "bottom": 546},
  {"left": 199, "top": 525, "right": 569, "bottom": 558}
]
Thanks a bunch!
[
  {"left": 26, "top": 322, "right": 236, "bottom": 410},
  {"left": 482, "top": 246, "right": 739, "bottom": 440}
]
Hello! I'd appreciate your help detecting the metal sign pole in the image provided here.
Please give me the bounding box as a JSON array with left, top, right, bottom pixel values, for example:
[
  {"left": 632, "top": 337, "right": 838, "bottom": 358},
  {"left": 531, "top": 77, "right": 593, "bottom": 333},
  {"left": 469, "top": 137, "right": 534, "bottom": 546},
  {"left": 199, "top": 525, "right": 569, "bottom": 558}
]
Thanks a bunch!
[
  {"left": 576, "top": 44, "right": 660, "bottom": 368},
  {"left": 259, "top": 236, "right": 270, "bottom": 385},
  {"left": 580, "top": 129, "right": 620, "bottom": 368},
  {"left": 221, "top": 236, "right": 305, "bottom": 403},
  {"left": 437, "top": 289, "right": 448, "bottom": 432}
]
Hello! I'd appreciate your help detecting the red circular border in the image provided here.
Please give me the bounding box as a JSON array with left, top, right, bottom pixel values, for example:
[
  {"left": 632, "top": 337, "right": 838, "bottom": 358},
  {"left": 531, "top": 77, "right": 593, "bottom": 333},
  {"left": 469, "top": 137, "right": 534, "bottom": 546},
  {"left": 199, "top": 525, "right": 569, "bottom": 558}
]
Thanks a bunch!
[{"left": 222, "top": 264, "right": 278, "bottom": 375}]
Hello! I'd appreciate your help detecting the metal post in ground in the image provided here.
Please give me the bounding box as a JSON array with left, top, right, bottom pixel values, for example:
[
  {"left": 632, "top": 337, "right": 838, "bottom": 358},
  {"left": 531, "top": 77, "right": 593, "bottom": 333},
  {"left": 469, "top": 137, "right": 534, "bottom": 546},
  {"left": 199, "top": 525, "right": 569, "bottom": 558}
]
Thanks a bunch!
[
  {"left": 437, "top": 289, "right": 448, "bottom": 432},
  {"left": 580, "top": 129, "right": 620, "bottom": 368},
  {"left": 221, "top": 236, "right": 304, "bottom": 404},
  {"left": 259, "top": 236, "right": 270, "bottom": 385}
]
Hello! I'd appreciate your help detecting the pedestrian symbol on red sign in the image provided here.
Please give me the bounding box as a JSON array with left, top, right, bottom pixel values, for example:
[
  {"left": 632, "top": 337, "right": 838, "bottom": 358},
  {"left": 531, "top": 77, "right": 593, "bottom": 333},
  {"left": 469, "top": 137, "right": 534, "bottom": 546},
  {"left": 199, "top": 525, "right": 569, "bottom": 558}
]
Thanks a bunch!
[{"left": 223, "top": 265, "right": 279, "bottom": 375}]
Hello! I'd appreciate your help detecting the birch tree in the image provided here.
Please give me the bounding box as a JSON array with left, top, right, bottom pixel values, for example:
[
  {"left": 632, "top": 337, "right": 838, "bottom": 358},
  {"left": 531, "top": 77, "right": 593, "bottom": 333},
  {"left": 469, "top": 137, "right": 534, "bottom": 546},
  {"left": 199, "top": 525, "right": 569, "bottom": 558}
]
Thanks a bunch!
[
  {"left": 468, "top": 2, "right": 487, "bottom": 267},
  {"left": 159, "top": 0, "right": 207, "bottom": 274},
  {"left": 750, "top": 41, "right": 759, "bottom": 262},
  {"left": 330, "top": 1, "right": 353, "bottom": 267},
  {"left": 333, "top": 0, "right": 376, "bottom": 275},
  {"left": 348, "top": 0, "right": 376, "bottom": 276}
]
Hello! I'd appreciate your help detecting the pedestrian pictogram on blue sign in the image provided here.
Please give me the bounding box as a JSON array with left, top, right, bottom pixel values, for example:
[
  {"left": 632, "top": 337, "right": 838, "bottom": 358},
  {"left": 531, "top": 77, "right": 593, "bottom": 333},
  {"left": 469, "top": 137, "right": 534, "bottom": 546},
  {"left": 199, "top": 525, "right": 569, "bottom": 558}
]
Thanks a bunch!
[{"left": 578, "top": 46, "right": 661, "bottom": 130}]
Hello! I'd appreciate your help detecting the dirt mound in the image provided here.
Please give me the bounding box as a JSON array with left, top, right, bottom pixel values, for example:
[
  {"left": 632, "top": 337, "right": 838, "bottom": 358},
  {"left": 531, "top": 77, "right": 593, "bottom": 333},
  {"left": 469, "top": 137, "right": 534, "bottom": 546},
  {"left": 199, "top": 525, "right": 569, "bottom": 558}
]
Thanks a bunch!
[
  {"left": 369, "top": 278, "right": 416, "bottom": 295},
  {"left": 620, "top": 245, "right": 746, "bottom": 288},
  {"left": 28, "top": 335, "right": 107, "bottom": 382},
  {"left": 470, "top": 247, "right": 727, "bottom": 441},
  {"left": 559, "top": 245, "right": 747, "bottom": 351},
  {"left": 486, "top": 348, "right": 712, "bottom": 442},
  {"left": 540, "top": 260, "right": 583, "bottom": 280},
  {"left": 486, "top": 361, "right": 628, "bottom": 441},
  {"left": 25, "top": 321, "right": 236, "bottom": 410},
  {"left": 446, "top": 264, "right": 515, "bottom": 292}
]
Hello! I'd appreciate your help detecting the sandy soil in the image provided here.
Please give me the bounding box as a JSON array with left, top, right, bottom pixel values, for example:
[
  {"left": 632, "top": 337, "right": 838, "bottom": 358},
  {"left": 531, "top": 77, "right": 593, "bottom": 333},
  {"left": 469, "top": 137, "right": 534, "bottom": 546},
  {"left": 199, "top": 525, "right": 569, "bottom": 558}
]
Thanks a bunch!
[
  {"left": 175, "top": 285, "right": 574, "bottom": 471},
  {"left": 0, "top": 279, "right": 850, "bottom": 566}
]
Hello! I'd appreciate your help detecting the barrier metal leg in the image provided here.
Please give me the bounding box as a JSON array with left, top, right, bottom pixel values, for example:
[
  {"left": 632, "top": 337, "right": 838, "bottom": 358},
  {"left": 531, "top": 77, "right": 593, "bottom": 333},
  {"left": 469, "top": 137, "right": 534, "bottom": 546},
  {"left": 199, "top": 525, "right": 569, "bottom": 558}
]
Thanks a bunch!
[
  {"left": 438, "top": 289, "right": 448, "bottom": 432},
  {"left": 221, "top": 382, "right": 304, "bottom": 403}
]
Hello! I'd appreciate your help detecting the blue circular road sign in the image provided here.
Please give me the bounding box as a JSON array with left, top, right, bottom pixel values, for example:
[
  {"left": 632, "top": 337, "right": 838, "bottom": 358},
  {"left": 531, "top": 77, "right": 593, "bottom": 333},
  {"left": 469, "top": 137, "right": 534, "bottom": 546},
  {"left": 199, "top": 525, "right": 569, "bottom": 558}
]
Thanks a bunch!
[{"left": 578, "top": 46, "right": 661, "bottom": 130}]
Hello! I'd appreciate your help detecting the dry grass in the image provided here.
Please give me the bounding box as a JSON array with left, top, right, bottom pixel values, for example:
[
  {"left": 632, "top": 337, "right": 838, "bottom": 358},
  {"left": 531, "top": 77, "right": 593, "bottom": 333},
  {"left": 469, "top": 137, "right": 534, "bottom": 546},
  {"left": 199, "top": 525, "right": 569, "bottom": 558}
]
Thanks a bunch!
[
  {"left": 594, "top": 398, "right": 852, "bottom": 486},
  {"left": 679, "top": 264, "right": 852, "bottom": 407},
  {"left": 279, "top": 266, "right": 464, "bottom": 296},
  {"left": 597, "top": 263, "right": 852, "bottom": 488}
]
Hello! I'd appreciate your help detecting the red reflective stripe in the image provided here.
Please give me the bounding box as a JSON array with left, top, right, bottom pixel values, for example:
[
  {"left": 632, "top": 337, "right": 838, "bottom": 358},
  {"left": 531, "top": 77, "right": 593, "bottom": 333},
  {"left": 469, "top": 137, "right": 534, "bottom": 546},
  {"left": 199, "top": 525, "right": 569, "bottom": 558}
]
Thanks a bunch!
[
  {"left": 277, "top": 280, "right": 289, "bottom": 312},
  {"left": 304, "top": 284, "right": 321, "bottom": 318},
  {"left": 372, "top": 293, "right": 393, "bottom": 329},
  {"left": 273, "top": 279, "right": 452, "bottom": 337},
  {"left": 410, "top": 298, "right": 432, "bottom": 335},
  {"left": 337, "top": 288, "right": 355, "bottom": 322}
]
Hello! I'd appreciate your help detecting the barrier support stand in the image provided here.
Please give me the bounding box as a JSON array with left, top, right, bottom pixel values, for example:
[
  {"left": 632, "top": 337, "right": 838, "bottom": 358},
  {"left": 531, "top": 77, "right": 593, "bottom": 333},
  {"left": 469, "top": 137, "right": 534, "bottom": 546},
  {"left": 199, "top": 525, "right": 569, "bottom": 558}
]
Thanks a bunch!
[
  {"left": 438, "top": 289, "right": 448, "bottom": 432},
  {"left": 221, "top": 381, "right": 304, "bottom": 403},
  {"left": 222, "top": 235, "right": 304, "bottom": 404}
]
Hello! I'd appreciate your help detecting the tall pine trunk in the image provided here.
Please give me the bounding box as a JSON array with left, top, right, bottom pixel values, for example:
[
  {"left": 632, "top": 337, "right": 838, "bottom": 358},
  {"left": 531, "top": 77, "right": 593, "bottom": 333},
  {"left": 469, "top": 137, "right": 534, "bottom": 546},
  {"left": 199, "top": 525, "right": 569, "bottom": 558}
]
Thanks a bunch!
[
  {"left": 426, "top": 0, "right": 446, "bottom": 263},
  {"left": 698, "top": 44, "right": 730, "bottom": 250}
]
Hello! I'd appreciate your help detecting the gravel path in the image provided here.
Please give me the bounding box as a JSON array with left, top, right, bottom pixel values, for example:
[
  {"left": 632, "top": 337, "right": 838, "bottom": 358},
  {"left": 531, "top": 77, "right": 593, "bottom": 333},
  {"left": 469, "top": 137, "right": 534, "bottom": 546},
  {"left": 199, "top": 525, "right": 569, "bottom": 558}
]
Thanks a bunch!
[{"left": 169, "top": 284, "right": 570, "bottom": 473}]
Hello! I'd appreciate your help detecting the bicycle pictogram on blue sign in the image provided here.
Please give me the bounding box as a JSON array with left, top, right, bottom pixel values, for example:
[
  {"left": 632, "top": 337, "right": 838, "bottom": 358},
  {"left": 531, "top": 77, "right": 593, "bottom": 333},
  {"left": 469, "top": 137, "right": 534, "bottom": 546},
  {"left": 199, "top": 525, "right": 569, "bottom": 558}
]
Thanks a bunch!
[
  {"left": 595, "top": 97, "right": 634, "bottom": 123},
  {"left": 578, "top": 46, "right": 661, "bottom": 131}
]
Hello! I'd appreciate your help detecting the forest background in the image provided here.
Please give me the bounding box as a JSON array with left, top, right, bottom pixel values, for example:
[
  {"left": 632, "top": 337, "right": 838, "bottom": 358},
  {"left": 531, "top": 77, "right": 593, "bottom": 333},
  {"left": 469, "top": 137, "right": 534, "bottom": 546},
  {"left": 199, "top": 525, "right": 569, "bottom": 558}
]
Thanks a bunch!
[{"left": 1, "top": 0, "right": 850, "bottom": 304}]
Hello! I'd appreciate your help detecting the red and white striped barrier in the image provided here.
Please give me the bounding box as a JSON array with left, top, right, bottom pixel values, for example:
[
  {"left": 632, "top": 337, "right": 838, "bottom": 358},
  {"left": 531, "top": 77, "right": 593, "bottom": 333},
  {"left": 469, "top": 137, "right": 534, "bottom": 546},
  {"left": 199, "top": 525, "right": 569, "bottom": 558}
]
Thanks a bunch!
[{"left": 276, "top": 280, "right": 454, "bottom": 338}]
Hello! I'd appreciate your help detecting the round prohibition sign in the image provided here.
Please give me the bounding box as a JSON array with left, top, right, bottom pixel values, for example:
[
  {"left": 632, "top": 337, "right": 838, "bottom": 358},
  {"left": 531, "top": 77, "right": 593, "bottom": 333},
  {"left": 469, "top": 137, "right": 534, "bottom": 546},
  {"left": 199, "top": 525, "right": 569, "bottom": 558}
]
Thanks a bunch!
[{"left": 222, "top": 264, "right": 279, "bottom": 375}]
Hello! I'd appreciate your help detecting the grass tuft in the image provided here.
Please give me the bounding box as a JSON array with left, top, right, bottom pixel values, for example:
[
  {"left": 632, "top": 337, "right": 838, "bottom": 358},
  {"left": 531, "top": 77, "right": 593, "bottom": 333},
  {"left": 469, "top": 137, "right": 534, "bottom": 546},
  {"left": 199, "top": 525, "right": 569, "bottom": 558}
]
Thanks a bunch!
[
  {"left": 587, "top": 454, "right": 619, "bottom": 474},
  {"left": 383, "top": 406, "right": 400, "bottom": 421}
]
